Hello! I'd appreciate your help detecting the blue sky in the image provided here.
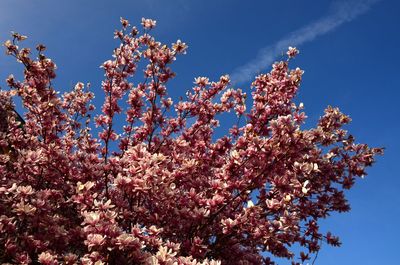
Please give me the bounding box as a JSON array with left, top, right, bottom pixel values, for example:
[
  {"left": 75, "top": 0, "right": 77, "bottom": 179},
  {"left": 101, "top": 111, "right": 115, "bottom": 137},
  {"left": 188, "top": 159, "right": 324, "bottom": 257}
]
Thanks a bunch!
[{"left": 1, "top": 0, "right": 399, "bottom": 264}]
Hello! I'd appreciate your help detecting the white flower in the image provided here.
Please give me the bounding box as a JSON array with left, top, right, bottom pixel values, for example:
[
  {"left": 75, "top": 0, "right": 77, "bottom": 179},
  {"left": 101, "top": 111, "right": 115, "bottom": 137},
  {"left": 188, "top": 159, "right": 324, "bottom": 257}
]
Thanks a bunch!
[
  {"left": 302, "top": 180, "right": 311, "bottom": 194},
  {"left": 247, "top": 200, "right": 255, "bottom": 208}
]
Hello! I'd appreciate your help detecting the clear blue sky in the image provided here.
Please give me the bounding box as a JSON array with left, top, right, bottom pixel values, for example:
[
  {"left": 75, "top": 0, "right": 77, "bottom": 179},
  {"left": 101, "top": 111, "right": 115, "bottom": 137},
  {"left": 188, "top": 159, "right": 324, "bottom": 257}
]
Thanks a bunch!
[{"left": 1, "top": 1, "right": 399, "bottom": 264}]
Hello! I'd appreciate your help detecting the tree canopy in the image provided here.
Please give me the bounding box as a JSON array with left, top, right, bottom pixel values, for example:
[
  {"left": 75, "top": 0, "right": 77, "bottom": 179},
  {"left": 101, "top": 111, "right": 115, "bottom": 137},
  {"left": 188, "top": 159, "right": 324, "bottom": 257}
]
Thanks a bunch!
[{"left": 0, "top": 18, "right": 382, "bottom": 265}]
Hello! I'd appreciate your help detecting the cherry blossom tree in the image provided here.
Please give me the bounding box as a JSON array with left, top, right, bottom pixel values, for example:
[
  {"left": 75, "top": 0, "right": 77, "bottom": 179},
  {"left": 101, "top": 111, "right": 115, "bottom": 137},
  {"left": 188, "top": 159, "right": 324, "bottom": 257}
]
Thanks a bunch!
[{"left": 0, "top": 18, "right": 382, "bottom": 265}]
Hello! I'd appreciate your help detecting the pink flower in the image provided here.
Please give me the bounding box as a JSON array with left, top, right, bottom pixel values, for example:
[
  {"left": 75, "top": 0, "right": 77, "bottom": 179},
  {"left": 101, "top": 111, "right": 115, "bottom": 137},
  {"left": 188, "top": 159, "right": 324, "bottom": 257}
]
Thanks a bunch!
[
  {"left": 194, "top": 77, "right": 210, "bottom": 87},
  {"left": 85, "top": 234, "right": 105, "bottom": 250},
  {"left": 141, "top": 18, "right": 157, "bottom": 29},
  {"left": 115, "top": 234, "right": 141, "bottom": 249},
  {"left": 38, "top": 252, "right": 58, "bottom": 265},
  {"left": 287, "top": 46, "right": 299, "bottom": 58},
  {"left": 266, "top": 199, "right": 281, "bottom": 210},
  {"left": 120, "top": 17, "right": 130, "bottom": 28},
  {"left": 172, "top": 39, "right": 188, "bottom": 54}
]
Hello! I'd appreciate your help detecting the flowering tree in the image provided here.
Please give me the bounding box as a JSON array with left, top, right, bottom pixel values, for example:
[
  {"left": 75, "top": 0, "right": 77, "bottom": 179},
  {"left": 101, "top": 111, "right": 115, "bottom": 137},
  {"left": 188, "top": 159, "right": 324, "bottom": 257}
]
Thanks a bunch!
[{"left": 0, "top": 18, "right": 382, "bottom": 265}]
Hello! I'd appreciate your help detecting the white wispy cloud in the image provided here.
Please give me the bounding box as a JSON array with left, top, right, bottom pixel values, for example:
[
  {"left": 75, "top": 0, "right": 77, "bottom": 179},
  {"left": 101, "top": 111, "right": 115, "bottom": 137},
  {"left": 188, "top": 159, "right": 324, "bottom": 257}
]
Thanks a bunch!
[{"left": 230, "top": 0, "right": 381, "bottom": 84}]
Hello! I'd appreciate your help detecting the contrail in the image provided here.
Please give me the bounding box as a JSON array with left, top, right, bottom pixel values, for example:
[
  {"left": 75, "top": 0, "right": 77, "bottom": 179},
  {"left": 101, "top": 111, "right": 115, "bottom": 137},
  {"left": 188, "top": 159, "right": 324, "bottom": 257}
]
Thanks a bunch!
[{"left": 230, "top": 0, "right": 381, "bottom": 84}]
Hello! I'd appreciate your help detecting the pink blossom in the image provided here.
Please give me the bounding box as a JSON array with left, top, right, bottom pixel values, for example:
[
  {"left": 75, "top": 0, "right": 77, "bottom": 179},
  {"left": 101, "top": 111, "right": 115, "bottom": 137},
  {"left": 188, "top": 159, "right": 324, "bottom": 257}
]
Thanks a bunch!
[
  {"left": 85, "top": 234, "right": 105, "bottom": 250},
  {"left": 141, "top": 18, "right": 157, "bottom": 29},
  {"left": 38, "top": 252, "right": 58, "bottom": 265},
  {"left": 287, "top": 46, "right": 299, "bottom": 58}
]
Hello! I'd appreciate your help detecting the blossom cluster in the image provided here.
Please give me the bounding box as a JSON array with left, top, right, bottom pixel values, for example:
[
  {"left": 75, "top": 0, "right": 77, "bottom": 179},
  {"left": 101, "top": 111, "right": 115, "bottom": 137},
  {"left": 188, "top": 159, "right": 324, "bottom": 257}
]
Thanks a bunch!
[{"left": 0, "top": 19, "right": 382, "bottom": 265}]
